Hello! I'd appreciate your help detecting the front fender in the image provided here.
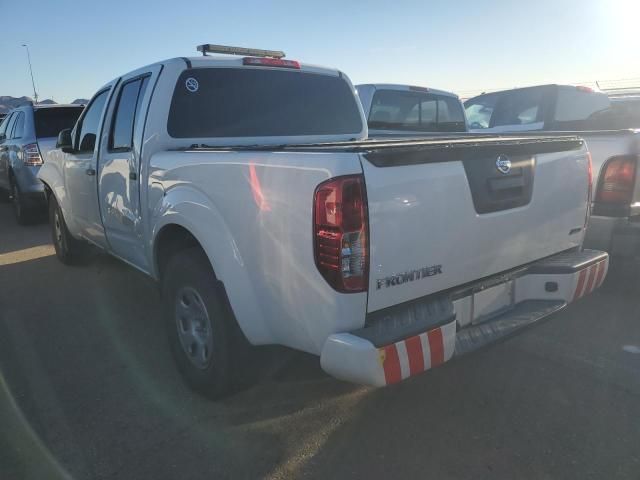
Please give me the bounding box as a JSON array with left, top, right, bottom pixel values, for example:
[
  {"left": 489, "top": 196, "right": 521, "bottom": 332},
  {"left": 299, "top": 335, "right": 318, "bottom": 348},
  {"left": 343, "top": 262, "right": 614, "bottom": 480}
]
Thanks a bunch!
[
  {"left": 149, "top": 184, "right": 272, "bottom": 345},
  {"left": 38, "top": 152, "right": 81, "bottom": 236}
]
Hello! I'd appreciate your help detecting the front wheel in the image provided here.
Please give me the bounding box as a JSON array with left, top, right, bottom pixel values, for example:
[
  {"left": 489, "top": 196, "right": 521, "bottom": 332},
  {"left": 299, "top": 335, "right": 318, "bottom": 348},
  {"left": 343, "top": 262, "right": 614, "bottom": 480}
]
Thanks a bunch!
[
  {"left": 162, "top": 248, "right": 246, "bottom": 399},
  {"left": 49, "top": 196, "right": 85, "bottom": 265}
]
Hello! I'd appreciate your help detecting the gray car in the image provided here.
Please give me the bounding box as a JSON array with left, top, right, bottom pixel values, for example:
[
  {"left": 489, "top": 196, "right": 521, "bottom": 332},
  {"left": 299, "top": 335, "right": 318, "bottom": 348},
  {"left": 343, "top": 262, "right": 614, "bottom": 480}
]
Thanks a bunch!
[{"left": 0, "top": 103, "right": 83, "bottom": 223}]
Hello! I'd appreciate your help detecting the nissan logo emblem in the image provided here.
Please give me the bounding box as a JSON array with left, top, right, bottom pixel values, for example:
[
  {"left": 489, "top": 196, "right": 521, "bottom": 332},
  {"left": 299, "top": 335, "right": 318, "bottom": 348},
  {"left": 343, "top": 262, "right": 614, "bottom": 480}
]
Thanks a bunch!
[{"left": 496, "top": 154, "right": 512, "bottom": 174}]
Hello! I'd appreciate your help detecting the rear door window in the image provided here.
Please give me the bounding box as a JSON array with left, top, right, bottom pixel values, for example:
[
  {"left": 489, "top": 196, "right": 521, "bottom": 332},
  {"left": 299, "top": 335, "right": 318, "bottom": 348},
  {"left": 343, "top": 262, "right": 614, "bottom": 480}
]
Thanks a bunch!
[
  {"left": 34, "top": 108, "right": 83, "bottom": 138},
  {"left": 368, "top": 90, "right": 466, "bottom": 132},
  {"left": 0, "top": 113, "right": 13, "bottom": 139},
  {"left": 168, "top": 68, "right": 363, "bottom": 138},
  {"left": 490, "top": 89, "right": 545, "bottom": 128},
  {"left": 552, "top": 87, "right": 611, "bottom": 129},
  {"left": 11, "top": 112, "right": 25, "bottom": 139}
]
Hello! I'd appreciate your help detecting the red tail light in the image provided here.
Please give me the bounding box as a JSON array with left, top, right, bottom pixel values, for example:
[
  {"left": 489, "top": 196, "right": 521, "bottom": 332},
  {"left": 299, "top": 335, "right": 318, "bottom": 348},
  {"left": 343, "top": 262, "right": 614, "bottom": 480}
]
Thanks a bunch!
[
  {"left": 314, "top": 175, "right": 369, "bottom": 293},
  {"left": 596, "top": 155, "right": 637, "bottom": 204},
  {"left": 22, "top": 143, "right": 43, "bottom": 166},
  {"left": 243, "top": 57, "right": 300, "bottom": 69}
]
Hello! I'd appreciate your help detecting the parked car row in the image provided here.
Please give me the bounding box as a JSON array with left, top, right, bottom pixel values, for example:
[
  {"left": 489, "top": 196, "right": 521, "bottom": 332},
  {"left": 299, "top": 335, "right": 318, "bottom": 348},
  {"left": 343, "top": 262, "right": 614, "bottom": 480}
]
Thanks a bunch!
[{"left": 4, "top": 44, "right": 637, "bottom": 399}]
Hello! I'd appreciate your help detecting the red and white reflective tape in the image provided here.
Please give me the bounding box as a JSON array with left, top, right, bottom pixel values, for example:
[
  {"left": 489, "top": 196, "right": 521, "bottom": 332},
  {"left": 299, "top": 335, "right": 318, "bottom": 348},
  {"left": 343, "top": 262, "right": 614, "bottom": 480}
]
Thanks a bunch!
[
  {"left": 379, "top": 321, "right": 456, "bottom": 385},
  {"left": 572, "top": 260, "right": 608, "bottom": 301}
]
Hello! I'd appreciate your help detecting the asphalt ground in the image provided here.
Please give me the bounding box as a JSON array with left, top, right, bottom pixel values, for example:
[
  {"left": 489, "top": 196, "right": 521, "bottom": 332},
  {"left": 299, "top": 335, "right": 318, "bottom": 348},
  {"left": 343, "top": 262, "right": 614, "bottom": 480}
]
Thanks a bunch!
[{"left": 1, "top": 201, "right": 640, "bottom": 479}]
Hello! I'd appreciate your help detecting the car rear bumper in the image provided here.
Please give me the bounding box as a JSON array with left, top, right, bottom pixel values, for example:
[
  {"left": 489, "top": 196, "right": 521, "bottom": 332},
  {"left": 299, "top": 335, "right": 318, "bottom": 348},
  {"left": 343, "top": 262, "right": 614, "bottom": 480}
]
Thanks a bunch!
[
  {"left": 584, "top": 215, "right": 640, "bottom": 257},
  {"left": 320, "top": 249, "right": 609, "bottom": 387}
]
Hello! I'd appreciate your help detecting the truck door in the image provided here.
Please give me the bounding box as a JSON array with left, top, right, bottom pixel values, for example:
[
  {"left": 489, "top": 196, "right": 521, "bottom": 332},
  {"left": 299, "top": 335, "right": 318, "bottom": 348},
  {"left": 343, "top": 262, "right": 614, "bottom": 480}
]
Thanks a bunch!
[
  {"left": 63, "top": 86, "right": 113, "bottom": 246},
  {"left": 97, "top": 66, "right": 158, "bottom": 270}
]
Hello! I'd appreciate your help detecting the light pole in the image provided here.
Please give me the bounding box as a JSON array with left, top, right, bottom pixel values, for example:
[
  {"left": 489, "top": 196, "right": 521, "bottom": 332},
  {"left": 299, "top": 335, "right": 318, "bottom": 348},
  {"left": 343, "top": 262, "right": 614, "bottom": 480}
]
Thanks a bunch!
[{"left": 21, "top": 44, "right": 38, "bottom": 104}]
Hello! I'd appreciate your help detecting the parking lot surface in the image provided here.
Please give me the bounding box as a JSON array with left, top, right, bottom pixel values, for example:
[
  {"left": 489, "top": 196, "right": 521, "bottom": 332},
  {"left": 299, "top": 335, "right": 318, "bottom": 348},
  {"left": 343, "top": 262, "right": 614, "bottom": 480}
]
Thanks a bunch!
[{"left": 1, "top": 202, "right": 640, "bottom": 480}]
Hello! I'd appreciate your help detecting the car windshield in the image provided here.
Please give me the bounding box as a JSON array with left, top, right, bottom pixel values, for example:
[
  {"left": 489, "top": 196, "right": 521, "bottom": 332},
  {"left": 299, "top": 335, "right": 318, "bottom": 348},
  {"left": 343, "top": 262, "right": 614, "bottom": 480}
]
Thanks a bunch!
[
  {"left": 34, "top": 107, "right": 83, "bottom": 138},
  {"left": 368, "top": 89, "right": 466, "bottom": 132}
]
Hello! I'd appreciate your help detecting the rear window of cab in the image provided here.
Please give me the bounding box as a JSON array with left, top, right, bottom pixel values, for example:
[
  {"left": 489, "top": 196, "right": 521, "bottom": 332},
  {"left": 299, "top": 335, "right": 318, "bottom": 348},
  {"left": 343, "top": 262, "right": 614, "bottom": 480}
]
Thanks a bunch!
[{"left": 167, "top": 67, "right": 363, "bottom": 138}]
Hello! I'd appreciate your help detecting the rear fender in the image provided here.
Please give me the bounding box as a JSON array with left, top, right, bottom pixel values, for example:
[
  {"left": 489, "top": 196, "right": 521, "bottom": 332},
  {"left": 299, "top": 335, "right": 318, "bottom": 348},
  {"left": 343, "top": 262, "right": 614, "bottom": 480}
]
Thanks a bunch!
[{"left": 150, "top": 184, "right": 271, "bottom": 345}]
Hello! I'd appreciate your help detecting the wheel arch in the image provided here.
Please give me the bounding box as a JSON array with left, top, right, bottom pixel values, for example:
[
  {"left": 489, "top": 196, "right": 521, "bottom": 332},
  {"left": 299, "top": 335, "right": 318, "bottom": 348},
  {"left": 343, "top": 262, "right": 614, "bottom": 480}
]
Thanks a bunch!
[{"left": 151, "top": 215, "right": 272, "bottom": 346}]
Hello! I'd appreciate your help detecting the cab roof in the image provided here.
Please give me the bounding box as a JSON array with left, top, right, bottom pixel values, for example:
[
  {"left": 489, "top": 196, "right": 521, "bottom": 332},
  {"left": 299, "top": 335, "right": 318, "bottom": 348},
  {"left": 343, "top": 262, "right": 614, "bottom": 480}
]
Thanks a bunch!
[{"left": 357, "top": 83, "right": 460, "bottom": 99}]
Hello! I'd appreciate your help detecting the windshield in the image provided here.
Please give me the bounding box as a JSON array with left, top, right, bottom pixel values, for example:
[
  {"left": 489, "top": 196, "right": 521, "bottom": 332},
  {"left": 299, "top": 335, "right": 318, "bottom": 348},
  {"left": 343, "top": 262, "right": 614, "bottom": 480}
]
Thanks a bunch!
[
  {"left": 168, "top": 68, "right": 363, "bottom": 138},
  {"left": 368, "top": 89, "right": 466, "bottom": 132},
  {"left": 34, "top": 107, "right": 83, "bottom": 138}
]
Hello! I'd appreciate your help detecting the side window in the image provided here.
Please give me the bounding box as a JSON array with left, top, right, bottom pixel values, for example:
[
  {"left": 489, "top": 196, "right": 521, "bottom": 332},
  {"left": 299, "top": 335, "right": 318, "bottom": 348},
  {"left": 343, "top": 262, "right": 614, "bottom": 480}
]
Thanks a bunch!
[
  {"left": 491, "top": 89, "right": 544, "bottom": 128},
  {"left": 0, "top": 113, "right": 13, "bottom": 139},
  {"left": 465, "top": 94, "right": 498, "bottom": 129},
  {"left": 11, "top": 112, "right": 25, "bottom": 139},
  {"left": 76, "top": 90, "right": 110, "bottom": 153},
  {"left": 110, "top": 75, "right": 150, "bottom": 151},
  {"left": 553, "top": 88, "right": 611, "bottom": 129}
]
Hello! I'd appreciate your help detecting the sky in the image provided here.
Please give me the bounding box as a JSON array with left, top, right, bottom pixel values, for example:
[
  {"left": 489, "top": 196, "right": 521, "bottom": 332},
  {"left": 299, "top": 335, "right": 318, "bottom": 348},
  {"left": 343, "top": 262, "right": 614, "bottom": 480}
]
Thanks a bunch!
[{"left": 1, "top": 0, "right": 638, "bottom": 103}]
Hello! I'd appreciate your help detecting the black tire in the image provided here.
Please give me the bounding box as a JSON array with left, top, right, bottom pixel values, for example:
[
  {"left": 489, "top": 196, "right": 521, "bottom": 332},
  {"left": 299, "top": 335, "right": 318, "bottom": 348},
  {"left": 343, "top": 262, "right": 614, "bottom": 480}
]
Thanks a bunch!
[
  {"left": 162, "top": 248, "right": 247, "bottom": 399},
  {"left": 11, "top": 181, "right": 33, "bottom": 225},
  {"left": 48, "top": 196, "right": 86, "bottom": 265}
]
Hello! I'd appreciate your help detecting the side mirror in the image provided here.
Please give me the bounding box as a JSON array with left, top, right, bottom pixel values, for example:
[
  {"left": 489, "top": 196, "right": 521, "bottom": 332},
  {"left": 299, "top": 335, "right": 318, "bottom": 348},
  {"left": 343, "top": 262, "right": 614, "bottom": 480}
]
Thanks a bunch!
[{"left": 56, "top": 128, "right": 74, "bottom": 153}]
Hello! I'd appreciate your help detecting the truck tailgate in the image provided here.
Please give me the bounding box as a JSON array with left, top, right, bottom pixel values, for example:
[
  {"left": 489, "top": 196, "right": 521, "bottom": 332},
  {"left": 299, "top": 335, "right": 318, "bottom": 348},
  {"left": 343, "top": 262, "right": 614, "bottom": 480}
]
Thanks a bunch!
[{"left": 362, "top": 138, "right": 589, "bottom": 312}]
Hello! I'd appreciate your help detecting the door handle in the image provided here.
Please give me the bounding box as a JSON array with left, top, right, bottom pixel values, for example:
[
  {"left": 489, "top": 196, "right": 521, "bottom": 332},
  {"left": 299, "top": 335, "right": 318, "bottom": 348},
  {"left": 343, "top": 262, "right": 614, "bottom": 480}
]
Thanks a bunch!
[{"left": 86, "top": 168, "right": 96, "bottom": 176}]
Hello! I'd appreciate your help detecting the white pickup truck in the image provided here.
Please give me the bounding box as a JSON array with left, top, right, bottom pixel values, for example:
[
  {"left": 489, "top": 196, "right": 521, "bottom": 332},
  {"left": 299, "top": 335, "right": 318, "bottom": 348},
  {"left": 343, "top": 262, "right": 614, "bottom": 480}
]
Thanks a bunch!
[{"left": 39, "top": 45, "right": 608, "bottom": 398}]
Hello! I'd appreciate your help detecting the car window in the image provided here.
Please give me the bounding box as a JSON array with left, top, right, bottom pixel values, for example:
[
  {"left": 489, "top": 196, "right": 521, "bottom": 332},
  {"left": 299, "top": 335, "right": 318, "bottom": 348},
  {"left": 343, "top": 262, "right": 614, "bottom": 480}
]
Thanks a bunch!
[
  {"left": 11, "top": 112, "right": 25, "bottom": 139},
  {"left": 490, "top": 89, "right": 544, "bottom": 128},
  {"left": 552, "top": 87, "right": 611, "bottom": 129},
  {"left": 0, "top": 113, "right": 13, "bottom": 138},
  {"left": 589, "top": 97, "right": 640, "bottom": 130},
  {"left": 77, "top": 89, "right": 110, "bottom": 153},
  {"left": 34, "top": 107, "right": 83, "bottom": 138},
  {"left": 464, "top": 94, "right": 498, "bottom": 129},
  {"left": 368, "top": 90, "right": 466, "bottom": 132},
  {"left": 110, "top": 75, "right": 150, "bottom": 151},
  {"left": 168, "top": 68, "right": 363, "bottom": 138}
]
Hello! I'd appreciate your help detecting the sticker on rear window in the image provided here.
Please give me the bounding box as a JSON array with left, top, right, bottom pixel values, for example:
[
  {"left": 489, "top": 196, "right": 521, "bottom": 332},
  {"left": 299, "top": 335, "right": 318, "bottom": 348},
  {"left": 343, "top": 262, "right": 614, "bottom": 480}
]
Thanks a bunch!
[{"left": 185, "top": 77, "right": 199, "bottom": 93}]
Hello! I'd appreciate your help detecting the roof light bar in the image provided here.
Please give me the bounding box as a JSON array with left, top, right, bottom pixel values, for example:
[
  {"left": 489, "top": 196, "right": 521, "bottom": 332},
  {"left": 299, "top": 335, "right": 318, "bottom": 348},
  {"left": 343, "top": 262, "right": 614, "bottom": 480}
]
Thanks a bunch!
[{"left": 197, "top": 44, "right": 285, "bottom": 59}]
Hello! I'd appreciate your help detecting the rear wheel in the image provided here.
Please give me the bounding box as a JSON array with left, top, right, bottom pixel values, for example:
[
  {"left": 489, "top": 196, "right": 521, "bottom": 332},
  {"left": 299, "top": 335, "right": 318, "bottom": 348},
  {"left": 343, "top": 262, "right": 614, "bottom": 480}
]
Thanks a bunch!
[
  {"left": 49, "top": 196, "right": 85, "bottom": 265},
  {"left": 162, "top": 248, "right": 246, "bottom": 399},
  {"left": 11, "top": 181, "right": 33, "bottom": 225}
]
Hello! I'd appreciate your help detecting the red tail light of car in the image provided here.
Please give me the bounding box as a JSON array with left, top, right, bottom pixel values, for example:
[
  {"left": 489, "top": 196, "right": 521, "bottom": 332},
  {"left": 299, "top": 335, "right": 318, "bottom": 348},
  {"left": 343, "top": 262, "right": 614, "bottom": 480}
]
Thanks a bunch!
[
  {"left": 596, "top": 155, "right": 637, "bottom": 204},
  {"left": 314, "top": 175, "right": 369, "bottom": 293}
]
